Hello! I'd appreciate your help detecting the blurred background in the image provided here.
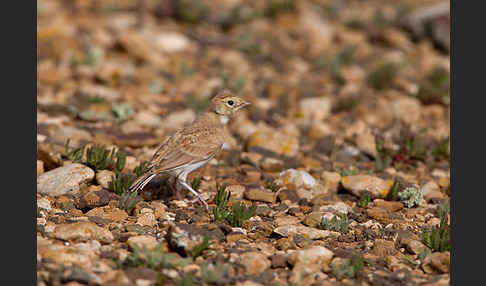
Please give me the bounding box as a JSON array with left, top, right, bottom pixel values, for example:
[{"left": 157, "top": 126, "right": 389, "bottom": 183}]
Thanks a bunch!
[{"left": 37, "top": 0, "right": 450, "bottom": 183}]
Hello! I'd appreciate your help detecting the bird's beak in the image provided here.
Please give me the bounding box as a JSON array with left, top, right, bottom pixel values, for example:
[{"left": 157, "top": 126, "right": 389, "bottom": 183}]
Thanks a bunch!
[{"left": 242, "top": 101, "right": 251, "bottom": 107}]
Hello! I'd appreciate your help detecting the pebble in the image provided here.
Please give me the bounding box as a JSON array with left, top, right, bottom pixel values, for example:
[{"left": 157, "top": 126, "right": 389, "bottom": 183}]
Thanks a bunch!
[
  {"left": 240, "top": 252, "right": 271, "bottom": 275},
  {"left": 273, "top": 225, "right": 336, "bottom": 240},
  {"left": 373, "top": 199, "right": 404, "bottom": 212},
  {"left": 37, "top": 197, "right": 52, "bottom": 212},
  {"left": 246, "top": 128, "right": 300, "bottom": 157},
  {"left": 289, "top": 246, "right": 334, "bottom": 266},
  {"left": 86, "top": 207, "right": 128, "bottom": 222},
  {"left": 127, "top": 235, "right": 159, "bottom": 250},
  {"left": 136, "top": 209, "right": 157, "bottom": 227},
  {"left": 96, "top": 170, "right": 115, "bottom": 189},
  {"left": 76, "top": 189, "right": 117, "bottom": 209},
  {"left": 391, "top": 95, "right": 421, "bottom": 125},
  {"left": 261, "top": 157, "right": 285, "bottom": 172},
  {"left": 421, "top": 180, "right": 444, "bottom": 201},
  {"left": 422, "top": 252, "right": 450, "bottom": 274},
  {"left": 37, "top": 163, "right": 95, "bottom": 196},
  {"left": 341, "top": 175, "right": 394, "bottom": 198},
  {"left": 276, "top": 169, "right": 317, "bottom": 190},
  {"left": 320, "top": 171, "right": 341, "bottom": 193},
  {"left": 271, "top": 254, "right": 288, "bottom": 268},
  {"left": 366, "top": 207, "right": 391, "bottom": 221},
  {"left": 245, "top": 188, "right": 277, "bottom": 203},
  {"left": 299, "top": 96, "right": 332, "bottom": 122},
  {"left": 53, "top": 222, "right": 114, "bottom": 243},
  {"left": 226, "top": 185, "right": 246, "bottom": 200},
  {"left": 37, "top": 160, "right": 45, "bottom": 176}
]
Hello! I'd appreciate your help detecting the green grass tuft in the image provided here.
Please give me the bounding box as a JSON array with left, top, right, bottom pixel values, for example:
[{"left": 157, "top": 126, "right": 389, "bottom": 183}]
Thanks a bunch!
[
  {"left": 359, "top": 192, "right": 371, "bottom": 208},
  {"left": 189, "top": 236, "right": 211, "bottom": 259},
  {"left": 226, "top": 202, "right": 257, "bottom": 227},
  {"left": 213, "top": 187, "right": 231, "bottom": 222},
  {"left": 368, "top": 62, "right": 399, "bottom": 90},
  {"left": 331, "top": 256, "right": 364, "bottom": 280},
  {"left": 320, "top": 213, "right": 351, "bottom": 233}
]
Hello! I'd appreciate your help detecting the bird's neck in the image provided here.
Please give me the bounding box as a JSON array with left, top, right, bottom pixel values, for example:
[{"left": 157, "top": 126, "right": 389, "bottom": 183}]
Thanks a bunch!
[{"left": 194, "top": 111, "right": 229, "bottom": 127}]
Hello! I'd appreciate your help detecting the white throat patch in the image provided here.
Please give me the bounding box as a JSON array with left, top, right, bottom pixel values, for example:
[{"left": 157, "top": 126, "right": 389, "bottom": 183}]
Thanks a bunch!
[{"left": 219, "top": 115, "right": 229, "bottom": 125}]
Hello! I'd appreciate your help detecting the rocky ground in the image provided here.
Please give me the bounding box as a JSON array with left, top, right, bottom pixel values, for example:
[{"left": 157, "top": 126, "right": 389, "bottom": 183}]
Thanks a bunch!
[{"left": 37, "top": 0, "right": 450, "bottom": 285}]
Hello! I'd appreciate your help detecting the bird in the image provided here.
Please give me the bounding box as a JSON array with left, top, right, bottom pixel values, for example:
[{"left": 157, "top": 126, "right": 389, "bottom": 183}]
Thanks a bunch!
[{"left": 127, "top": 90, "right": 250, "bottom": 210}]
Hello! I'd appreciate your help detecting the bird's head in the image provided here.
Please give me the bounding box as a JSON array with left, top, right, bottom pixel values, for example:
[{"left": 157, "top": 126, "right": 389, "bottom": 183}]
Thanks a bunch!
[{"left": 210, "top": 90, "right": 251, "bottom": 116}]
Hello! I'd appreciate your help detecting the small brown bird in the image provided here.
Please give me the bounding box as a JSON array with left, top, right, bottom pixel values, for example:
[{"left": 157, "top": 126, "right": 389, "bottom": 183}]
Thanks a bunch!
[{"left": 128, "top": 90, "right": 250, "bottom": 210}]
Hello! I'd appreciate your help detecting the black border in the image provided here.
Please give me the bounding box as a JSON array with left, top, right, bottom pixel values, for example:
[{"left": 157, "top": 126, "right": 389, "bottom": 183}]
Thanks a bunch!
[
  {"left": 1, "top": 0, "right": 36, "bottom": 285},
  {"left": 451, "top": 0, "right": 486, "bottom": 284}
]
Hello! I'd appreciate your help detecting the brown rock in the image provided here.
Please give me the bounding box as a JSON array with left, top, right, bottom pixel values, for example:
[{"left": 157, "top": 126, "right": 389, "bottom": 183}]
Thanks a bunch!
[
  {"left": 341, "top": 175, "right": 394, "bottom": 198},
  {"left": 261, "top": 157, "right": 285, "bottom": 172},
  {"left": 271, "top": 254, "right": 288, "bottom": 268},
  {"left": 320, "top": 171, "right": 341, "bottom": 193},
  {"left": 86, "top": 207, "right": 128, "bottom": 222},
  {"left": 422, "top": 252, "right": 450, "bottom": 274},
  {"left": 127, "top": 235, "right": 159, "bottom": 250},
  {"left": 373, "top": 199, "right": 404, "bottom": 212},
  {"left": 367, "top": 207, "right": 391, "bottom": 221},
  {"left": 370, "top": 239, "right": 398, "bottom": 257},
  {"left": 245, "top": 188, "right": 277, "bottom": 203},
  {"left": 240, "top": 252, "right": 271, "bottom": 275},
  {"left": 37, "top": 160, "right": 44, "bottom": 176},
  {"left": 226, "top": 185, "right": 246, "bottom": 200},
  {"left": 76, "top": 189, "right": 117, "bottom": 209},
  {"left": 53, "top": 222, "right": 114, "bottom": 243},
  {"left": 277, "top": 189, "right": 299, "bottom": 203}
]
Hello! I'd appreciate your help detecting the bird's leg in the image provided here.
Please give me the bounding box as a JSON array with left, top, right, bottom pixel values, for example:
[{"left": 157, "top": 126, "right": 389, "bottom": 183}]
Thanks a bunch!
[{"left": 178, "top": 179, "right": 209, "bottom": 211}]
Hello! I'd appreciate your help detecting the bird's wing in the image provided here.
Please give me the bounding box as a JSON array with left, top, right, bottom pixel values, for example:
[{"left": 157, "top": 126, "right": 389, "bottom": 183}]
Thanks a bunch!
[{"left": 145, "top": 127, "right": 224, "bottom": 173}]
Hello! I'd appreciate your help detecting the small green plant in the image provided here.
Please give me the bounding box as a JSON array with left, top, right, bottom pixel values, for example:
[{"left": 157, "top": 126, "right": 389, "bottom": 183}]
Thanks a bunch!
[
  {"left": 375, "top": 137, "right": 393, "bottom": 171},
  {"left": 314, "top": 46, "right": 356, "bottom": 86},
  {"left": 320, "top": 213, "right": 351, "bottom": 233},
  {"left": 266, "top": 182, "right": 279, "bottom": 192},
  {"left": 398, "top": 186, "right": 423, "bottom": 208},
  {"left": 213, "top": 187, "right": 231, "bottom": 222},
  {"left": 368, "top": 62, "right": 399, "bottom": 90},
  {"left": 385, "top": 179, "right": 401, "bottom": 201},
  {"left": 421, "top": 211, "right": 450, "bottom": 252},
  {"left": 437, "top": 200, "right": 450, "bottom": 219},
  {"left": 173, "top": 0, "right": 209, "bottom": 23},
  {"left": 64, "top": 139, "right": 85, "bottom": 163},
  {"left": 227, "top": 202, "right": 257, "bottom": 227},
  {"left": 191, "top": 177, "right": 201, "bottom": 192},
  {"left": 184, "top": 95, "right": 211, "bottom": 112},
  {"left": 359, "top": 192, "right": 371, "bottom": 208},
  {"left": 119, "top": 190, "right": 138, "bottom": 214},
  {"left": 432, "top": 137, "right": 450, "bottom": 161},
  {"left": 189, "top": 236, "right": 211, "bottom": 259},
  {"left": 110, "top": 172, "right": 135, "bottom": 195},
  {"left": 264, "top": 0, "right": 296, "bottom": 18},
  {"left": 174, "top": 275, "right": 195, "bottom": 286},
  {"left": 418, "top": 247, "right": 431, "bottom": 263},
  {"left": 82, "top": 94, "right": 106, "bottom": 104},
  {"left": 416, "top": 67, "right": 450, "bottom": 105},
  {"left": 133, "top": 161, "right": 149, "bottom": 178},
  {"left": 85, "top": 144, "right": 126, "bottom": 172},
  {"left": 123, "top": 242, "right": 190, "bottom": 270},
  {"left": 112, "top": 103, "right": 134, "bottom": 122},
  {"left": 201, "top": 263, "right": 230, "bottom": 284},
  {"left": 331, "top": 256, "right": 364, "bottom": 280}
]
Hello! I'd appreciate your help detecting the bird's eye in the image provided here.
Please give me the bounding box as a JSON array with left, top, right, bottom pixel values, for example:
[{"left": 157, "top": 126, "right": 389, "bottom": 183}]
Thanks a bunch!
[{"left": 227, "top": 100, "right": 234, "bottom": 106}]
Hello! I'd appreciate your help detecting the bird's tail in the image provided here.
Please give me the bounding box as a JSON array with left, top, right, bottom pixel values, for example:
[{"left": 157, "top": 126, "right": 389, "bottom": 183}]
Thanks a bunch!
[{"left": 128, "top": 173, "right": 156, "bottom": 194}]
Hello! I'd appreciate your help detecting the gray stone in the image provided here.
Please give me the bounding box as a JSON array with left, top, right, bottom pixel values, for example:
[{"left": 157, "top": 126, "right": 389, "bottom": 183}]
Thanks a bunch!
[
  {"left": 53, "top": 222, "right": 114, "bottom": 243},
  {"left": 37, "top": 163, "right": 95, "bottom": 196}
]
